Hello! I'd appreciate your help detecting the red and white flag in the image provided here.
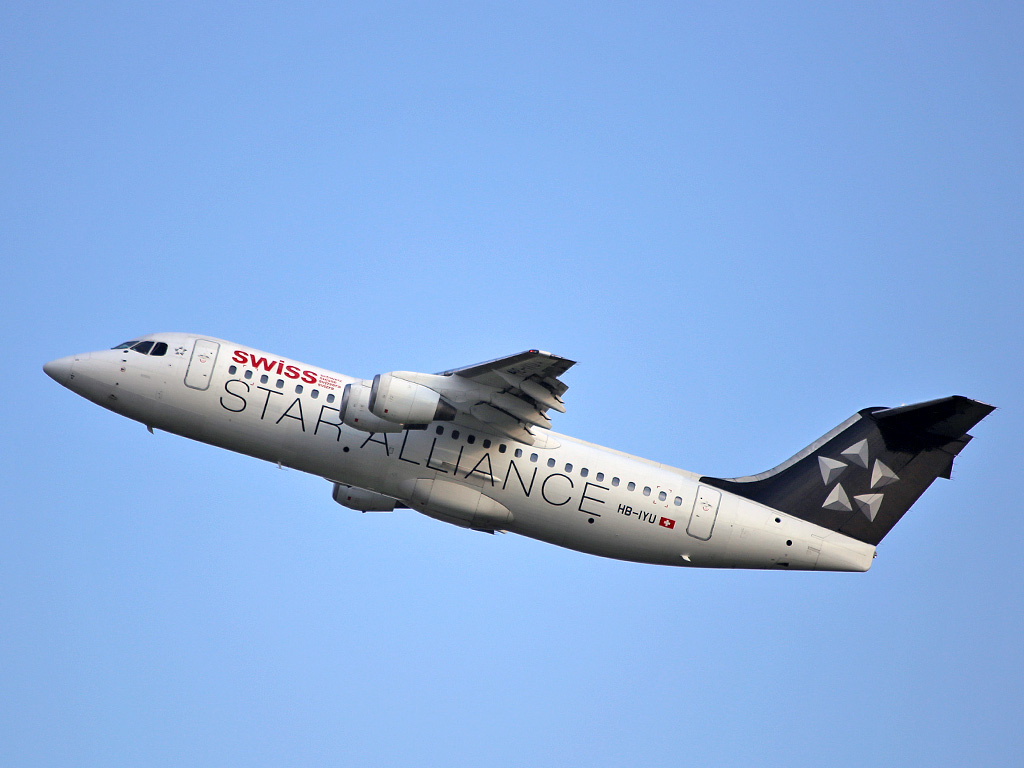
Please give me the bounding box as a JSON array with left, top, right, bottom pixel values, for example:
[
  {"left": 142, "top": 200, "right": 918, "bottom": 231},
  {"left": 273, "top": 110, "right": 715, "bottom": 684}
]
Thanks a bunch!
[{"left": 659, "top": 517, "right": 676, "bottom": 529}]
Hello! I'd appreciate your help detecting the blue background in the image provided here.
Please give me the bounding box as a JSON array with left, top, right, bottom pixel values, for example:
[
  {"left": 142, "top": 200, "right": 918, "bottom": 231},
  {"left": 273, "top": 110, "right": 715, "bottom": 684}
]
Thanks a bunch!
[{"left": 2, "top": 2, "right": 1021, "bottom": 765}]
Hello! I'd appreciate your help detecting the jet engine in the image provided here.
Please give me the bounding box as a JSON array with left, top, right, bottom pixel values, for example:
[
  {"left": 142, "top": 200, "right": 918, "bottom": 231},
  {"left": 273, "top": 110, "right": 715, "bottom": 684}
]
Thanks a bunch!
[
  {"left": 332, "top": 483, "right": 399, "bottom": 512},
  {"left": 397, "top": 477, "right": 513, "bottom": 531},
  {"left": 369, "top": 373, "right": 456, "bottom": 425},
  {"left": 340, "top": 380, "right": 403, "bottom": 433}
]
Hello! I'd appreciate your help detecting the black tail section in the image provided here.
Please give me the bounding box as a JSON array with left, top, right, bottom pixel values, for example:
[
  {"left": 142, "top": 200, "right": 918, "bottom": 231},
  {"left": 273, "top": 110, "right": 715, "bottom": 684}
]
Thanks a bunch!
[{"left": 702, "top": 396, "right": 994, "bottom": 545}]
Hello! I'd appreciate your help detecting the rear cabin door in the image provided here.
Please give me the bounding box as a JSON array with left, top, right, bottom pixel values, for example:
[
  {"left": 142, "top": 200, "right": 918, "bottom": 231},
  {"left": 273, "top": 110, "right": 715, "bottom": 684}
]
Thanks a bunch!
[
  {"left": 687, "top": 485, "right": 722, "bottom": 541},
  {"left": 184, "top": 339, "right": 220, "bottom": 391}
]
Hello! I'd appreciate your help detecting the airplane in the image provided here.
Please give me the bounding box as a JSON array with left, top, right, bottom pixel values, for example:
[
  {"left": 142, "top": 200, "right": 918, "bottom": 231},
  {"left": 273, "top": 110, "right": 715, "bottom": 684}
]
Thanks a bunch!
[{"left": 44, "top": 333, "right": 993, "bottom": 572}]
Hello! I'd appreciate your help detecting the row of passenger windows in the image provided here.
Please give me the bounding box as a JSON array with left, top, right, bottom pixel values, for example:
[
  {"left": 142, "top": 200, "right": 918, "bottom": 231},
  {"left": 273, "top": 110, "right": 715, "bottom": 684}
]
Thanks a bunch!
[
  {"left": 228, "top": 365, "right": 337, "bottom": 402},
  {"left": 220, "top": 366, "right": 684, "bottom": 506},
  {"left": 227, "top": 366, "right": 335, "bottom": 403},
  {"left": 112, "top": 340, "right": 168, "bottom": 356},
  {"left": 432, "top": 425, "right": 685, "bottom": 506}
]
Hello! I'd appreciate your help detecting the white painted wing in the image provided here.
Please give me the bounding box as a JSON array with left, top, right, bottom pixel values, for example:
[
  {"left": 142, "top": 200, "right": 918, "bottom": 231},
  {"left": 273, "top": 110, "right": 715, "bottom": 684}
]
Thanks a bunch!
[{"left": 437, "top": 350, "right": 576, "bottom": 443}]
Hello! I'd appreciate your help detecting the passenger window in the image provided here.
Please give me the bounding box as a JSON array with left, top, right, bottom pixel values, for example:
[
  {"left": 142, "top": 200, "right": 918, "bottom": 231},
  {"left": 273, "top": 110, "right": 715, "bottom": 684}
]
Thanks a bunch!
[
  {"left": 131, "top": 341, "right": 154, "bottom": 355},
  {"left": 452, "top": 430, "right": 460, "bottom": 440},
  {"left": 547, "top": 458, "right": 556, "bottom": 468},
  {"left": 229, "top": 365, "right": 237, "bottom": 375},
  {"left": 673, "top": 497, "right": 682, "bottom": 506},
  {"left": 580, "top": 468, "right": 589, "bottom": 478},
  {"left": 499, "top": 444, "right": 507, "bottom": 454},
  {"left": 326, "top": 393, "right": 335, "bottom": 403},
  {"left": 483, "top": 440, "right": 491, "bottom": 449},
  {"left": 295, "top": 385, "right": 303, "bottom": 394},
  {"left": 596, "top": 472, "right": 604, "bottom": 482},
  {"left": 515, "top": 449, "right": 523, "bottom": 458},
  {"left": 467, "top": 435, "right": 475, "bottom": 445},
  {"left": 565, "top": 463, "right": 573, "bottom": 473},
  {"left": 612, "top": 477, "right": 620, "bottom": 487},
  {"left": 311, "top": 389, "right": 319, "bottom": 399},
  {"left": 643, "top": 487, "right": 651, "bottom": 497},
  {"left": 244, "top": 370, "right": 253, "bottom": 380},
  {"left": 658, "top": 491, "right": 667, "bottom": 501},
  {"left": 627, "top": 482, "right": 635, "bottom": 491},
  {"left": 530, "top": 453, "right": 538, "bottom": 463},
  {"left": 150, "top": 342, "right": 168, "bottom": 356},
  {"left": 276, "top": 379, "right": 284, "bottom": 388},
  {"left": 260, "top": 375, "right": 268, "bottom": 384},
  {"left": 436, "top": 426, "right": 444, "bottom": 435}
]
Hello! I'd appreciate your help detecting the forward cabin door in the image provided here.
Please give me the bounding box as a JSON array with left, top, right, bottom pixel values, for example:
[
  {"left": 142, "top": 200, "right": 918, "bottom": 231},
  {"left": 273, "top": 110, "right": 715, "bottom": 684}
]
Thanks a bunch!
[
  {"left": 184, "top": 339, "right": 220, "bottom": 391},
  {"left": 687, "top": 485, "right": 721, "bottom": 540}
]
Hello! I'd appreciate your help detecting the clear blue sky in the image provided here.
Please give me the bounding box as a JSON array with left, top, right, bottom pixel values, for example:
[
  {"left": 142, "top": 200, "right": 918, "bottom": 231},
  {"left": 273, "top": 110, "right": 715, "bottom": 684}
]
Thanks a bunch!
[{"left": 2, "top": 2, "right": 1021, "bottom": 766}]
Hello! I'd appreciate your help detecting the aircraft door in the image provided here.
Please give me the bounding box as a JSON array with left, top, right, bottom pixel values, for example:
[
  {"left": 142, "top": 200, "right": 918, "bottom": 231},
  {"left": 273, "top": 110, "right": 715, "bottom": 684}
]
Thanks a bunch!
[
  {"left": 184, "top": 339, "right": 220, "bottom": 391},
  {"left": 687, "top": 485, "right": 721, "bottom": 541}
]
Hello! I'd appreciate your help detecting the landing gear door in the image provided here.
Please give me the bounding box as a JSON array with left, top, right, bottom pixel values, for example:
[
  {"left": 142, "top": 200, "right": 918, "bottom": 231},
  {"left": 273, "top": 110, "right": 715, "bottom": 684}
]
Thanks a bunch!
[
  {"left": 184, "top": 339, "right": 220, "bottom": 391},
  {"left": 687, "top": 485, "right": 721, "bottom": 541}
]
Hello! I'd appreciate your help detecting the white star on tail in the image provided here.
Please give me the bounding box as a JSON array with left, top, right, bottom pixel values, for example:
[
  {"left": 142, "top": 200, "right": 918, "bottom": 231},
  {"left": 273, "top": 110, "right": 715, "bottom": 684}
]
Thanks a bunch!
[
  {"left": 818, "top": 456, "right": 847, "bottom": 484},
  {"left": 841, "top": 439, "right": 870, "bottom": 468},
  {"left": 854, "top": 493, "right": 884, "bottom": 522},
  {"left": 870, "top": 459, "right": 899, "bottom": 489},
  {"left": 823, "top": 483, "right": 852, "bottom": 512}
]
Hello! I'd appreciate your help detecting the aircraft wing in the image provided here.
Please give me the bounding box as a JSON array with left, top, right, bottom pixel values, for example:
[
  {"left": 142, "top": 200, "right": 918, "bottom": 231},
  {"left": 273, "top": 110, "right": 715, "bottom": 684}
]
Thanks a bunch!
[{"left": 435, "top": 350, "right": 576, "bottom": 443}]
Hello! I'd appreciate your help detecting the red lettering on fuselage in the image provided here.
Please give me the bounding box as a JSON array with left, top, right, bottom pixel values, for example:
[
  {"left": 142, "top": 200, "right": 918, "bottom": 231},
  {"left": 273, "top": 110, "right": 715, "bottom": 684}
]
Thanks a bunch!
[{"left": 231, "top": 349, "right": 319, "bottom": 385}]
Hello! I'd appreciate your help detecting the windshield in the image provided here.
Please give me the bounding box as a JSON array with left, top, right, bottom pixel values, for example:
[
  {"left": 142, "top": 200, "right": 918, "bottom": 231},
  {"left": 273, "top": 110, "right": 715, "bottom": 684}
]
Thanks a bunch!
[{"left": 111, "top": 340, "right": 168, "bottom": 356}]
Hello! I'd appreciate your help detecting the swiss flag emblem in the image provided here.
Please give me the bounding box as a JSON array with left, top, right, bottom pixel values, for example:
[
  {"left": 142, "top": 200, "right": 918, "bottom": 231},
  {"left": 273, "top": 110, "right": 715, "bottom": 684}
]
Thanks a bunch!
[{"left": 659, "top": 517, "right": 676, "bottom": 529}]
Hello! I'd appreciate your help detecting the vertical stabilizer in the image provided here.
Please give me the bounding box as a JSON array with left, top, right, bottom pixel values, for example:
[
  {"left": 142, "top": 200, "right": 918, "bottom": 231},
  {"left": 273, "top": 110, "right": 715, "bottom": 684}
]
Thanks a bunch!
[{"left": 701, "top": 396, "right": 994, "bottom": 545}]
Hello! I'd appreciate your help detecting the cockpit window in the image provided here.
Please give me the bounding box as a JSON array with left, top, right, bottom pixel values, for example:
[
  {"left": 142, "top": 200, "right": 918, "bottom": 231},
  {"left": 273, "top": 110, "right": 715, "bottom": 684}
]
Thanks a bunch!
[{"left": 113, "top": 339, "right": 167, "bottom": 355}]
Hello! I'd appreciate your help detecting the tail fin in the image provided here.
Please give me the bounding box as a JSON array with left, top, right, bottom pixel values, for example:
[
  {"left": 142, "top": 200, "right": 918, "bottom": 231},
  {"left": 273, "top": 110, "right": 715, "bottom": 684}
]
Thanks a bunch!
[{"left": 702, "top": 396, "right": 994, "bottom": 545}]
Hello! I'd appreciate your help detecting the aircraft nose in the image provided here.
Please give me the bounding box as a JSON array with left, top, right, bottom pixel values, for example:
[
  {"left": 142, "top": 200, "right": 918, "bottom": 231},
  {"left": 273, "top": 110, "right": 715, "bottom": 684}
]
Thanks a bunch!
[{"left": 43, "top": 355, "right": 75, "bottom": 385}]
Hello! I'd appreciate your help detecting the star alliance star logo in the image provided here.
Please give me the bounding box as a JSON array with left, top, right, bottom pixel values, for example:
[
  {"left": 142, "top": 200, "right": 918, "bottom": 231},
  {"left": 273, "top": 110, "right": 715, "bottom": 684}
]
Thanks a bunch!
[
  {"left": 174, "top": 346, "right": 187, "bottom": 356},
  {"left": 817, "top": 439, "right": 899, "bottom": 522}
]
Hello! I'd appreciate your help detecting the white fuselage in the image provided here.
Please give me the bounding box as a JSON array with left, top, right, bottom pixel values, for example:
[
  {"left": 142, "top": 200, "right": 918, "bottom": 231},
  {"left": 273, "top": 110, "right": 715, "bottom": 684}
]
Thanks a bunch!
[{"left": 46, "top": 333, "right": 876, "bottom": 571}]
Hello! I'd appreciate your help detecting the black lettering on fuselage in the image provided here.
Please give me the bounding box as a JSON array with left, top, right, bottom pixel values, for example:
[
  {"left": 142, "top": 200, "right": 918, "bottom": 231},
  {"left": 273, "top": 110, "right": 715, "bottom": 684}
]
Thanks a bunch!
[
  {"left": 503, "top": 461, "right": 537, "bottom": 497},
  {"left": 276, "top": 398, "right": 305, "bottom": 431},
  {"left": 220, "top": 379, "right": 249, "bottom": 412},
  {"left": 579, "top": 482, "right": 608, "bottom": 517},
  {"left": 314, "top": 405, "right": 343, "bottom": 441},
  {"left": 425, "top": 438, "right": 448, "bottom": 473},
  {"left": 256, "top": 386, "right": 284, "bottom": 419},
  {"left": 541, "top": 473, "right": 574, "bottom": 506},
  {"left": 464, "top": 453, "right": 495, "bottom": 486},
  {"left": 398, "top": 430, "right": 420, "bottom": 465},
  {"left": 360, "top": 432, "right": 391, "bottom": 456}
]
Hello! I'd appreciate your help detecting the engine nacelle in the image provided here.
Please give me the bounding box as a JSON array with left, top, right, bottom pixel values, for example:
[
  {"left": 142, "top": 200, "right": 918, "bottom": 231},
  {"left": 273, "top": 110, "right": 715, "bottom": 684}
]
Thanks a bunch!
[
  {"left": 397, "top": 477, "right": 513, "bottom": 531},
  {"left": 332, "top": 483, "right": 398, "bottom": 512},
  {"left": 340, "top": 381, "right": 404, "bottom": 433},
  {"left": 370, "top": 373, "right": 456, "bottom": 425}
]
